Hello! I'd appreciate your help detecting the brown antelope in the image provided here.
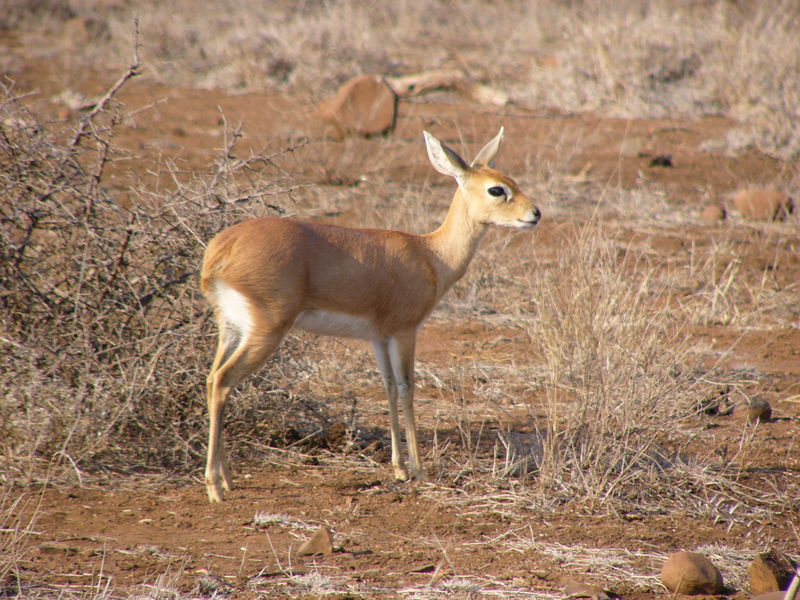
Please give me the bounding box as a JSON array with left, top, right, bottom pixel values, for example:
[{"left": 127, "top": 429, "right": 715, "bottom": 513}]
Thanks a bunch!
[{"left": 200, "top": 128, "right": 540, "bottom": 502}]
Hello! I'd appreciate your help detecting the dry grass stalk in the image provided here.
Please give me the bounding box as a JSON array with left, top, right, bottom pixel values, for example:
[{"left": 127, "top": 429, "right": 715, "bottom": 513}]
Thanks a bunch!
[{"left": 522, "top": 223, "right": 702, "bottom": 510}]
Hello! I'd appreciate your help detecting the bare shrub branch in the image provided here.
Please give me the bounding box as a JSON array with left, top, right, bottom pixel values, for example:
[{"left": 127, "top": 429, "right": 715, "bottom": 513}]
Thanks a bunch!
[{"left": 0, "top": 56, "right": 316, "bottom": 484}]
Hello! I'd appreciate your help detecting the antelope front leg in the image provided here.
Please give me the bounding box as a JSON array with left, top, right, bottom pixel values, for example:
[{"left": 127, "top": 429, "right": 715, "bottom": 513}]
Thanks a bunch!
[
  {"left": 390, "top": 333, "right": 426, "bottom": 480},
  {"left": 399, "top": 381, "right": 425, "bottom": 480},
  {"left": 372, "top": 340, "right": 410, "bottom": 481}
]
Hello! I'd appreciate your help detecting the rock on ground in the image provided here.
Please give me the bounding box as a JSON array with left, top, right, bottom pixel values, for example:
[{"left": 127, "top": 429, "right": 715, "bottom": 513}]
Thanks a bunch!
[
  {"left": 297, "top": 526, "right": 334, "bottom": 556},
  {"left": 733, "top": 189, "right": 793, "bottom": 221},
  {"left": 563, "top": 579, "right": 611, "bottom": 600},
  {"left": 700, "top": 204, "right": 726, "bottom": 221},
  {"left": 733, "top": 397, "right": 772, "bottom": 424},
  {"left": 749, "top": 550, "right": 796, "bottom": 595},
  {"left": 661, "top": 551, "right": 724, "bottom": 595},
  {"left": 317, "top": 74, "right": 397, "bottom": 138}
]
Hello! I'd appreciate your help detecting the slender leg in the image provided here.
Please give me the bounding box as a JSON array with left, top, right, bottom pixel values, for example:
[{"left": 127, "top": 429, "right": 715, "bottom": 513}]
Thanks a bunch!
[
  {"left": 371, "top": 339, "right": 409, "bottom": 481},
  {"left": 389, "top": 332, "right": 426, "bottom": 480},
  {"left": 205, "top": 323, "right": 237, "bottom": 501},
  {"left": 206, "top": 328, "right": 285, "bottom": 502},
  {"left": 206, "top": 374, "right": 231, "bottom": 503}
]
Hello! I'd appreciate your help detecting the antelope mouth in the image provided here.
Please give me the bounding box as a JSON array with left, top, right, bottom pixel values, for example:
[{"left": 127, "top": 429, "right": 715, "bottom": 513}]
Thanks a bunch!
[{"left": 516, "top": 218, "right": 540, "bottom": 229}]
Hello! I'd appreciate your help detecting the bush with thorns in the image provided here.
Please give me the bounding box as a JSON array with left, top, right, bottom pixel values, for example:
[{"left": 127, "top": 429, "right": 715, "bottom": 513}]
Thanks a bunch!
[{"left": 0, "top": 76, "right": 310, "bottom": 483}]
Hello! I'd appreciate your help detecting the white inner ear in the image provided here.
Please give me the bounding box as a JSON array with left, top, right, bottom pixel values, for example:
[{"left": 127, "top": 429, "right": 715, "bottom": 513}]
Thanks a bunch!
[
  {"left": 471, "top": 126, "right": 504, "bottom": 168},
  {"left": 423, "top": 131, "right": 469, "bottom": 181}
]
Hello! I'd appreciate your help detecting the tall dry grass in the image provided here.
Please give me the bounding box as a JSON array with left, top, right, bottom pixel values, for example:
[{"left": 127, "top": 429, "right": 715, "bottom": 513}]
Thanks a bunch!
[
  {"left": 521, "top": 224, "right": 707, "bottom": 510},
  {"left": 418, "top": 215, "right": 797, "bottom": 521},
  {"left": 6, "top": 0, "right": 799, "bottom": 158}
]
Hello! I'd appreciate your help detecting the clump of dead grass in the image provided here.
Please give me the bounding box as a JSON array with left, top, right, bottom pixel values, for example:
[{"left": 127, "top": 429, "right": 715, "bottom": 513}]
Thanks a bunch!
[
  {"left": 416, "top": 217, "right": 795, "bottom": 531},
  {"left": 519, "top": 223, "right": 709, "bottom": 511},
  {"left": 675, "top": 229, "right": 800, "bottom": 328},
  {"left": 0, "top": 491, "right": 34, "bottom": 598},
  {"left": 524, "top": 1, "right": 800, "bottom": 159},
  {"left": 446, "top": 219, "right": 795, "bottom": 522}
]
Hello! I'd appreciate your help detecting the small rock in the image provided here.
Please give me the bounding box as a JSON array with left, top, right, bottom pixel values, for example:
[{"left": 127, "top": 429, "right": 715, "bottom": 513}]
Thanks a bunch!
[
  {"left": 733, "top": 397, "right": 772, "bottom": 424},
  {"left": 317, "top": 74, "right": 397, "bottom": 138},
  {"left": 661, "top": 551, "right": 724, "bottom": 595},
  {"left": 410, "top": 562, "right": 440, "bottom": 574},
  {"left": 297, "top": 526, "right": 334, "bottom": 556},
  {"left": 563, "top": 579, "right": 611, "bottom": 600},
  {"left": 700, "top": 204, "right": 727, "bottom": 221},
  {"left": 649, "top": 154, "right": 673, "bottom": 167},
  {"left": 733, "top": 189, "right": 794, "bottom": 221},
  {"left": 749, "top": 550, "right": 796, "bottom": 595}
]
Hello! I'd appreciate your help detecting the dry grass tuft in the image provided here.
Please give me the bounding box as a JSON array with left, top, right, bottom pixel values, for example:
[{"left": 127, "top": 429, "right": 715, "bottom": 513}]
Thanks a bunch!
[
  {"left": 521, "top": 223, "right": 706, "bottom": 511},
  {"left": 675, "top": 230, "right": 800, "bottom": 328},
  {"left": 415, "top": 219, "right": 794, "bottom": 523},
  {"left": 523, "top": 2, "right": 800, "bottom": 159}
]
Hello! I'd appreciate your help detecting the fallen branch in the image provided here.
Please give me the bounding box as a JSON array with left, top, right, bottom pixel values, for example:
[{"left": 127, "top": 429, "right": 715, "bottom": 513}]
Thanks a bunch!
[{"left": 385, "top": 69, "right": 509, "bottom": 106}]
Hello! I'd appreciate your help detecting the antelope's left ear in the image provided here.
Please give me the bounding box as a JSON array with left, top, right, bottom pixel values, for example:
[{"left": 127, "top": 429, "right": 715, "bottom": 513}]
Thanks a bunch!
[{"left": 471, "top": 127, "right": 504, "bottom": 169}]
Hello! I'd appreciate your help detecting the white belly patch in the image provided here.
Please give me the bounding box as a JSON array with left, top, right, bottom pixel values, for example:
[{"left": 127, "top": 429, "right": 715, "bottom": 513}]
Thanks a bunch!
[{"left": 294, "top": 309, "right": 379, "bottom": 340}]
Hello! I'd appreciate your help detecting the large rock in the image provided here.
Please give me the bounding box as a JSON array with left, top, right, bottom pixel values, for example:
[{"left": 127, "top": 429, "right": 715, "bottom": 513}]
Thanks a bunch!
[
  {"left": 661, "top": 551, "right": 724, "bottom": 595},
  {"left": 749, "top": 550, "right": 795, "bottom": 595},
  {"left": 733, "top": 189, "right": 793, "bottom": 221},
  {"left": 317, "top": 74, "right": 397, "bottom": 138}
]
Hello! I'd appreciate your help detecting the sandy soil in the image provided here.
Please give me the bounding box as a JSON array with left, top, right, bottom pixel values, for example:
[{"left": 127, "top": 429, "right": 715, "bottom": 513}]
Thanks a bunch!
[{"left": 3, "top": 31, "right": 799, "bottom": 600}]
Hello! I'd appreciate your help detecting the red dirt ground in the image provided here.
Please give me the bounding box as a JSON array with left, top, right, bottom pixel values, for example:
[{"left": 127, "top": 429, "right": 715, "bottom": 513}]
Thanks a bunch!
[{"left": 3, "top": 32, "right": 799, "bottom": 600}]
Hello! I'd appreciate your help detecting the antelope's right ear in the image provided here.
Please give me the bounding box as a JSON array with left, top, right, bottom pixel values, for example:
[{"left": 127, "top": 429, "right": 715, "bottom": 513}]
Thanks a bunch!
[
  {"left": 423, "top": 131, "right": 470, "bottom": 181},
  {"left": 471, "top": 126, "right": 504, "bottom": 168}
]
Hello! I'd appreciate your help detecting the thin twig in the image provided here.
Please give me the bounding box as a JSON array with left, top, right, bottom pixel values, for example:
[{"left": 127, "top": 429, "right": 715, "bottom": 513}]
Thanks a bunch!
[{"left": 68, "top": 18, "right": 140, "bottom": 149}]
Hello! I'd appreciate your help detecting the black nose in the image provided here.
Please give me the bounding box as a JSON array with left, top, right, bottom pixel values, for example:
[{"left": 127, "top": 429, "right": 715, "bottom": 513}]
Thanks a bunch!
[{"left": 533, "top": 207, "right": 542, "bottom": 221}]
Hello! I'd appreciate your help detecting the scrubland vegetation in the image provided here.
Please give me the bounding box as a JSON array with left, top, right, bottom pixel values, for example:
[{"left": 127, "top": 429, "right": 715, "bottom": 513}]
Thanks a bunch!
[
  {"left": 5, "top": 0, "right": 800, "bottom": 158},
  {"left": 1, "top": 1, "right": 799, "bottom": 598}
]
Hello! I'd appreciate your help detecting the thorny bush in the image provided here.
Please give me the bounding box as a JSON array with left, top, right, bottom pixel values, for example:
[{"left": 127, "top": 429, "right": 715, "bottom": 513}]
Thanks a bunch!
[{"left": 0, "top": 80, "right": 310, "bottom": 484}]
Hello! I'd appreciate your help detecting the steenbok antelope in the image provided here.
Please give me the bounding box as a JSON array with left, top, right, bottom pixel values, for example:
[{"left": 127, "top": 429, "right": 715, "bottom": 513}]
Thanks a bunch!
[{"left": 200, "top": 128, "right": 540, "bottom": 502}]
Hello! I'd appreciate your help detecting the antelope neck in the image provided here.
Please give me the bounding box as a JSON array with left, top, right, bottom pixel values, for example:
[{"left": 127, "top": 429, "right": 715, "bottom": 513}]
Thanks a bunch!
[{"left": 423, "top": 188, "right": 488, "bottom": 294}]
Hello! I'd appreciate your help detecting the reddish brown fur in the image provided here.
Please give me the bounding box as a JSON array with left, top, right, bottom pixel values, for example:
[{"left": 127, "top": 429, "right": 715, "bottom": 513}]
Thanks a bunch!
[{"left": 201, "top": 218, "right": 441, "bottom": 335}]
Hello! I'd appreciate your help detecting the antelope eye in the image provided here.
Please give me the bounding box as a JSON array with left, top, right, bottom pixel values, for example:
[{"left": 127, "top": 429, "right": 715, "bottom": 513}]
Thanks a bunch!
[{"left": 488, "top": 186, "right": 506, "bottom": 198}]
